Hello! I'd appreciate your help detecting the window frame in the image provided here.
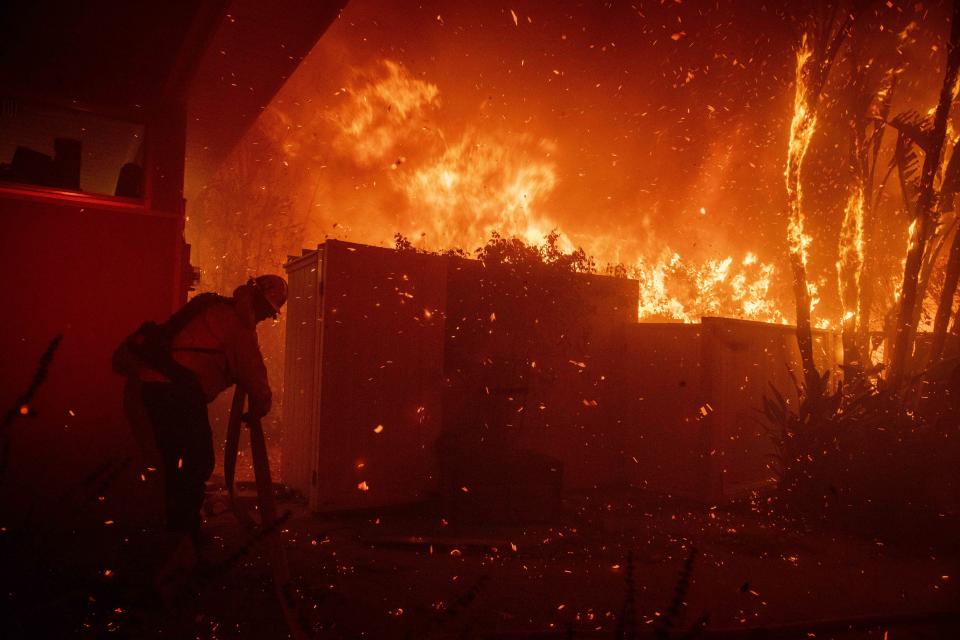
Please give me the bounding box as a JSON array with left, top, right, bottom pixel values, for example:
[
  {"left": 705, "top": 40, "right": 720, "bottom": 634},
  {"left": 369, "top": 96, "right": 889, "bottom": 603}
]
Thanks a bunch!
[{"left": 0, "top": 93, "right": 153, "bottom": 209}]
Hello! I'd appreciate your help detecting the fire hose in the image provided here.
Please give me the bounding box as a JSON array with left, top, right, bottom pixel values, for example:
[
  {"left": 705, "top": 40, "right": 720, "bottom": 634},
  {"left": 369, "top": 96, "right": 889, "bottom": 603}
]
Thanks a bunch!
[{"left": 224, "top": 385, "right": 311, "bottom": 640}]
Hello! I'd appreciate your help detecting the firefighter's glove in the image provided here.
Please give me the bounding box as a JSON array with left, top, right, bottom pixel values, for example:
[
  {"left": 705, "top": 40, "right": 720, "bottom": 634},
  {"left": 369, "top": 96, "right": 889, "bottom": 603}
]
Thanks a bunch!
[{"left": 241, "top": 408, "right": 268, "bottom": 423}]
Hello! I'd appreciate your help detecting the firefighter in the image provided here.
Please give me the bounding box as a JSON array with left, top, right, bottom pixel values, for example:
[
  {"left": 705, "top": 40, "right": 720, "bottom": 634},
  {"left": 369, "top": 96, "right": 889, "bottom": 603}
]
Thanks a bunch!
[{"left": 115, "top": 275, "right": 287, "bottom": 545}]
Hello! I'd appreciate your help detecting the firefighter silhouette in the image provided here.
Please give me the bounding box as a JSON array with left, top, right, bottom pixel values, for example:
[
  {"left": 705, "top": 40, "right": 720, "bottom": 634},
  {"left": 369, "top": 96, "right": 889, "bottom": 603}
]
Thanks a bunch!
[{"left": 114, "top": 275, "right": 287, "bottom": 543}]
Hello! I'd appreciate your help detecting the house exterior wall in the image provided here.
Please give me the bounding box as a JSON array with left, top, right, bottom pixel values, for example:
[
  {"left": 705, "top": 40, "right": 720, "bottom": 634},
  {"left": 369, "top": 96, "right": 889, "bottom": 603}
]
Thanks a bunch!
[{"left": 618, "top": 323, "right": 711, "bottom": 499}]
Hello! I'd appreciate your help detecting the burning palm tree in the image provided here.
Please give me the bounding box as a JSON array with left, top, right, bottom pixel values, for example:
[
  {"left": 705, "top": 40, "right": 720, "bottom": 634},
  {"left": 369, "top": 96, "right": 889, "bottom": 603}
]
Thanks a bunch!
[
  {"left": 887, "top": 0, "right": 960, "bottom": 386},
  {"left": 784, "top": 8, "right": 853, "bottom": 392}
]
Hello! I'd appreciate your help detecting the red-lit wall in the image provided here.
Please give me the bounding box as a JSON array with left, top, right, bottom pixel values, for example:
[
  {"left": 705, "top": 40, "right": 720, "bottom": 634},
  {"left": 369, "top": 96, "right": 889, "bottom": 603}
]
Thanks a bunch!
[
  {"left": 442, "top": 259, "right": 640, "bottom": 490},
  {"left": 0, "top": 189, "right": 186, "bottom": 528},
  {"left": 283, "top": 241, "right": 449, "bottom": 511}
]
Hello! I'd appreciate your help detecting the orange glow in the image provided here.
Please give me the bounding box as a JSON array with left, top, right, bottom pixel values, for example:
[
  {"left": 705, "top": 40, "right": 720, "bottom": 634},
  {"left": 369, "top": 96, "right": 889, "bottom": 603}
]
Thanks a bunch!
[
  {"left": 253, "top": 56, "right": 792, "bottom": 324},
  {"left": 895, "top": 219, "right": 919, "bottom": 303},
  {"left": 632, "top": 249, "right": 784, "bottom": 323},
  {"left": 193, "top": 5, "right": 948, "bottom": 336},
  {"left": 785, "top": 36, "right": 816, "bottom": 301},
  {"left": 401, "top": 128, "right": 559, "bottom": 248},
  {"left": 837, "top": 186, "right": 865, "bottom": 332},
  {"left": 329, "top": 60, "right": 440, "bottom": 167}
]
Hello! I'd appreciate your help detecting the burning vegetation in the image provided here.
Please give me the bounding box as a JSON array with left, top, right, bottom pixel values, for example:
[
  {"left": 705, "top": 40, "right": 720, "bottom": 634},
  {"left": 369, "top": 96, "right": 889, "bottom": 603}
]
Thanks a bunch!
[
  {"left": 7, "top": 1, "right": 960, "bottom": 639},
  {"left": 186, "top": 0, "right": 960, "bottom": 579},
  {"left": 181, "top": 0, "right": 960, "bottom": 620},
  {"left": 190, "top": 1, "right": 960, "bottom": 367},
  {"left": 170, "top": 5, "right": 960, "bottom": 633}
]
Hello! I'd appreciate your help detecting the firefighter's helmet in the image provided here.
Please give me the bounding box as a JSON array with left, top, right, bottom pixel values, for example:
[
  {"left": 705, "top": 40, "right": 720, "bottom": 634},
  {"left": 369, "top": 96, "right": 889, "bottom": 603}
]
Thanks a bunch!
[{"left": 253, "top": 274, "right": 288, "bottom": 314}]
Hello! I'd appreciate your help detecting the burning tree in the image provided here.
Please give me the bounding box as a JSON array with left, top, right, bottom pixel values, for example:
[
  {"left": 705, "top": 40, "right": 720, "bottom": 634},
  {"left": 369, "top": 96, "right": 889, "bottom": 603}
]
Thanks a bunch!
[
  {"left": 887, "top": 0, "right": 960, "bottom": 386},
  {"left": 885, "top": 108, "right": 960, "bottom": 370},
  {"left": 785, "top": 2, "right": 960, "bottom": 387},
  {"left": 764, "top": 1, "right": 960, "bottom": 528},
  {"left": 930, "top": 203, "right": 960, "bottom": 363},
  {"left": 785, "top": 8, "right": 853, "bottom": 392},
  {"left": 837, "top": 17, "right": 904, "bottom": 372}
]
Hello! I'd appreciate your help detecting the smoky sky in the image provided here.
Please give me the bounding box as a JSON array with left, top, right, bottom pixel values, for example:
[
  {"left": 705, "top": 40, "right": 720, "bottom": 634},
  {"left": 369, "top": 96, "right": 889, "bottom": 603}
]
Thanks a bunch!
[{"left": 194, "top": 0, "right": 952, "bottom": 321}]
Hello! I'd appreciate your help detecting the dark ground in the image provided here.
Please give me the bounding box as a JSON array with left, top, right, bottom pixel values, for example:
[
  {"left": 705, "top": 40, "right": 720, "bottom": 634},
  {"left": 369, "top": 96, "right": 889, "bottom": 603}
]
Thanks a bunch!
[{"left": 3, "top": 478, "right": 958, "bottom": 639}]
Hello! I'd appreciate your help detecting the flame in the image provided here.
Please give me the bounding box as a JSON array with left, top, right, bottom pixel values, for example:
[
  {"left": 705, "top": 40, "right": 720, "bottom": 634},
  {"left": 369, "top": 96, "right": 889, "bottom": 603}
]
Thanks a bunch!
[
  {"left": 837, "top": 186, "right": 865, "bottom": 332},
  {"left": 633, "top": 249, "right": 785, "bottom": 323},
  {"left": 808, "top": 281, "right": 821, "bottom": 315},
  {"left": 895, "top": 219, "right": 918, "bottom": 302},
  {"left": 324, "top": 59, "right": 788, "bottom": 323},
  {"left": 398, "top": 129, "right": 560, "bottom": 248},
  {"left": 248, "top": 58, "right": 792, "bottom": 325},
  {"left": 785, "top": 37, "right": 817, "bottom": 271},
  {"left": 329, "top": 60, "right": 441, "bottom": 167}
]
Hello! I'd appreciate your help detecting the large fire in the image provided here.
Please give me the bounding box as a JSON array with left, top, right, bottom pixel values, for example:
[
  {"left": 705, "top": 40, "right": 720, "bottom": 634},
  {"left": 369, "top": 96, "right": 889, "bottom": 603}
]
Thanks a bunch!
[
  {"left": 189, "top": 2, "right": 947, "bottom": 335},
  {"left": 402, "top": 129, "right": 560, "bottom": 248},
  {"left": 631, "top": 250, "right": 783, "bottom": 323},
  {"left": 330, "top": 59, "right": 441, "bottom": 167},
  {"left": 785, "top": 37, "right": 817, "bottom": 276},
  {"left": 263, "top": 57, "right": 792, "bottom": 324}
]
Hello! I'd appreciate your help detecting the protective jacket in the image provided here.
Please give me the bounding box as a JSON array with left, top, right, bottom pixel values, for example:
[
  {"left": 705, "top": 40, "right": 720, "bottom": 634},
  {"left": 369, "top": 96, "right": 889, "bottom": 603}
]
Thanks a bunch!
[{"left": 138, "top": 287, "right": 272, "bottom": 417}]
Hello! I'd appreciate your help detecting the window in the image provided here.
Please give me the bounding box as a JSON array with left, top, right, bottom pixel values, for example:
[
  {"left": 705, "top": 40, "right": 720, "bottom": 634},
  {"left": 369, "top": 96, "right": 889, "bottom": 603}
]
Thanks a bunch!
[{"left": 0, "top": 97, "right": 145, "bottom": 198}]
